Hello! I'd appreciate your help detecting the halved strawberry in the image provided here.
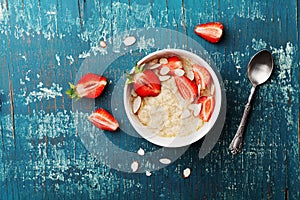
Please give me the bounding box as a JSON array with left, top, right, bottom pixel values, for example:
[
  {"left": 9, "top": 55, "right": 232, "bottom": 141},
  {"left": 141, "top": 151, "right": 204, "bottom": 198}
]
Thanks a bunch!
[
  {"left": 194, "top": 22, "right": 224, "bottom": 43},
  {"left": 192, "top": 64, "right": 211, "bottom": 90},
  {"left": 127, "top": 64, "right": 161, "bottom": 97},
  {"left": 174, "top": 75, "right": 198, "bottom": 102},
  {"left": 88, "top": 108, "right": 119, "bottom": 131},
  {"left": 198, "top": 96, "right": 214, "bottom": 122},
  {"left": 66, "top": 73, "right": 107, "bottom": 99}
]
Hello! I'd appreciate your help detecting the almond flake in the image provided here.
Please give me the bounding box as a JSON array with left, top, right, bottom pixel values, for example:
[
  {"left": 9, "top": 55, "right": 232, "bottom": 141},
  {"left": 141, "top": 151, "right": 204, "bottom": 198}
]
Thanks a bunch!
[
  {"left": 159, "top": 158, "right": 171, "bottom": 165},
  {"left": 123, "top": 36, "right": 136, "bottom": 46},
  {"left": 193, "top": 104, "right": 201, "bottom": 116},
  {"left": 145, "top": 171, "right": 152, "bottom": 176},
  {"left": 159, "top": 58, "right": 168, "bottom": 64},
  {"left": 100, "top": 41, "right": 107, "bottom": 48},
  {"left": 174, "top": 69, "right": 185, "bottom": 76},
  {"left": 183, "top": 168, "right": 191, "bottom": 178},
  {"left": 188, "top": 104, "right": 201, "bottom": 116},
  {"left": 188, "top": 104, "right": 195, "bottom": 110},
  {"left": 197, "top": 84, "right": 201, "bottom": 95},
  {"left": 160, "top": 66, "right": 170, "bottom": 75},
  {"left": 149, "top": 63, "right": 161, "bottom": 70},
  {"left": 131, "top": 89, "right": 138, "bottom": 97},
  {"left": 187, "top": 70, "right": 194, "bottom": 81},
  {"left": 181, "top": 109, "right": 191, "bottom": 119},
  {"left": 131, "top": 161, "right": 139, "bottom": 172},
  {"left": 159, "top": 75, "right": 171, "bottom": 82},
  {"left": 210, "top": 85, "right": 215, "bottom": 95},
  {"left": 132, "top": 96, "right": 142, "bottom": 114},
  {"left": 137, "top": 148, "right": 145, "bottom": 156}
]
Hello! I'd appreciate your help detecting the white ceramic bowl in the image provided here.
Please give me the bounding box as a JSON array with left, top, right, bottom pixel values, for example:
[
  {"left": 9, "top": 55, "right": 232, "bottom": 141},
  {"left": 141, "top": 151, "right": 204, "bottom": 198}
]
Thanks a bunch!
[{"left": 124, "top": 49, "right": 222, "bottom": 147}]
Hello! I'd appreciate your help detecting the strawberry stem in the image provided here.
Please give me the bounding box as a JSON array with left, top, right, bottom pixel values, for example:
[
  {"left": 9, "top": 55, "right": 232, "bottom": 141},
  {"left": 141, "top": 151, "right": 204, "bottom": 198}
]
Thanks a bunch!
[
  {"left": 126, "top": 63, "right": 145, "bottom": 85},
  {"left": 65, "top": 82, "right": 80, "bottom": 99}
]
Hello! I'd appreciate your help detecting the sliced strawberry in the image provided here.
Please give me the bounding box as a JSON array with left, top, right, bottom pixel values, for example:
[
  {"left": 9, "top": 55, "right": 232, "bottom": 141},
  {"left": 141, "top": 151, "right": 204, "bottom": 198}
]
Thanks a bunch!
[
  {"left": 127, "top": 64, "right": 161, "bottom": 97},
  {"left": 166, "top": 56, "right": 183, "bottom": 72},
  {"left": 174, "top": 76, "right": 198, "bottom": 102},
  {"left": 88, "top": 108, "right": 119, "bottom": 131},
  {"left": 192, "top": 64, "right": 211, "bottom": 90},
  {"left": 198, "top": 96, "right": 214, "bottom": 122},
  {"left": 194, "top": 22, "right": 224, "bottom": 43},
  {"left": 167, "top": 56, "right": 180, "bottom": 63},
  {"left": 158, "top": 56, "right": 183, "bottom": 76},
  {"left": 66, "top": 73, "right": 107, "bottom": 99}
]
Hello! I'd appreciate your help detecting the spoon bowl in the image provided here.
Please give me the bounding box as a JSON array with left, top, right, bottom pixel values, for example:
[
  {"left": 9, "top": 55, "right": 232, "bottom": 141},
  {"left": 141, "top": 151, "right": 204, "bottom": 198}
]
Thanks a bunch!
[
  {"left": 229, "top": 49, "right": 274, "bottom": 155},
  {"left": 248, "top": 50, "right": 274, "bottom": 86}
]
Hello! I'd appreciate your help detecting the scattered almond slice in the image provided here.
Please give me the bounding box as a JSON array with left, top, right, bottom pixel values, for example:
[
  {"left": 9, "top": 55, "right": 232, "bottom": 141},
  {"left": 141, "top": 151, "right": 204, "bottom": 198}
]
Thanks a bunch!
[
  {"left": 149, "top": 63, "right": 161, "bottom": 70},
  {"left": 132, "top": 96, "right": 142, "bottom": 114},
  {"left": 183, "top": 168, "right": 191, "bottom": 178},
  {"left": 131, "top": 161, "right": 139, "bottom": 172},
  {"left": 186, "top": 70, "right": 194, "bottom": 81},
  {"left": 145, "top": 171, "right": 152, "bottom": 176},
  {"left": 181, "top": 109, "right": 191, "bottom": 119},
  {"left": 159, "top": 58, "right": 168, "bottom": 64},
  {"left": 159, "top": 75, "right": 171, "bottom": 82},
  {"left": 137, "top": 148, "right": 145, "bottom": 156},
  {"left": 159, "top": 158, "right": 171, "bottom": 165},
  {"left": 100, "top": 41, "right": 107, "bottom": 48},
  {"left": 174, "top": 69, "right": 185, "bottom": 76},
  {"left": 123, "top": 36, "right": 136, "bottom": 46},
  {"left": 160, "top": 66, "right": 170, "bottom": 75}
]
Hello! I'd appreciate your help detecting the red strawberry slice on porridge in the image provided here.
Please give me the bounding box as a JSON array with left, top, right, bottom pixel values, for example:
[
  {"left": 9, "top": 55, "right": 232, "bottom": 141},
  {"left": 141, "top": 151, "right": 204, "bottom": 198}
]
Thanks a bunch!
[
  {"left": 127, "top": 64, "right": 161, "bottom": 97},
  {"left": 66, "top": 73, "right": 107, "bottom": 99},
  {"left": 194, "top": 22, "right": 224, "bottom": 43},
  {"left": 198, "top": 96, "right": 214, "bottom": 122},
  {"left": 159, "top": 56, "right": 183, "bottom": 75},
  {"left": 88, "top": 108, "right": 119, "bottom": 131},
  {"left": 174, "top": 75, "right": 198, "bottom": 102},
  {"left": 167, "top": 56, "right": 183, "bottom": 71},
  {"left": 192, "top": 64, "right": 211, "bottom": 90}
]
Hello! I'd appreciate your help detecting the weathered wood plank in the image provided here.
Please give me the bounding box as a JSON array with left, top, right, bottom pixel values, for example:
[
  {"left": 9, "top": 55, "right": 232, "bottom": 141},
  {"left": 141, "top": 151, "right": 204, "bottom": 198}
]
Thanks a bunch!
[{"left": 0, "top": 0, "right": 298, "bottom": 199}]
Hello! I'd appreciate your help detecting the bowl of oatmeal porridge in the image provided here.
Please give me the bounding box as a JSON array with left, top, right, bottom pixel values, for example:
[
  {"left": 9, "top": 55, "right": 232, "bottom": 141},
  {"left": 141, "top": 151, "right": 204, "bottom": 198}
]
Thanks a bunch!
[{"left": 124, "top": 49, "right": 222, "bottom": 147}]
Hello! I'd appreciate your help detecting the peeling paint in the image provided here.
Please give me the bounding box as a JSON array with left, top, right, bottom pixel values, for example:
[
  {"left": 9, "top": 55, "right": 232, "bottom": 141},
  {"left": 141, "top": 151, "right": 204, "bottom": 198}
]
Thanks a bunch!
[
  {"left": 55, "top": 54, "right": 61, "bottom": 66},
  {"left": 0, "top": 1, "right": 298, "bottom": 199},
  {"left": 252, "top": 38, "right": 268, "bottom": 51},
  {"left": 236, "top": 1, "right": 266, "bottom": 21},
  {"left": 66, "top": 55, "right": 74, "bottom": 65},
  {"left": 0, "top": 110, "right": 140, "bottom": 193},
  {"left": 20, "top": 82, "right": 63, "bottom": 105}
]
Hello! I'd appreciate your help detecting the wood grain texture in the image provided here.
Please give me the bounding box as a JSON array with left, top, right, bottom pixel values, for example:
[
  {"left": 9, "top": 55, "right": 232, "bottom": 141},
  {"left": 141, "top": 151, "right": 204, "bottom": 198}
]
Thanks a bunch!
[{"left": 0, "top": 0, "right": 299, "bottom": 199}]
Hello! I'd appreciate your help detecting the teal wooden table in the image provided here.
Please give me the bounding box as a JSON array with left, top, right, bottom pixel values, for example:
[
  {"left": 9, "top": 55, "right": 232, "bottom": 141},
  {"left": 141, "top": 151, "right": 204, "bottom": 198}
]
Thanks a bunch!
[{"left": 0, "top": 0, "right": 299, "bottom": 199}]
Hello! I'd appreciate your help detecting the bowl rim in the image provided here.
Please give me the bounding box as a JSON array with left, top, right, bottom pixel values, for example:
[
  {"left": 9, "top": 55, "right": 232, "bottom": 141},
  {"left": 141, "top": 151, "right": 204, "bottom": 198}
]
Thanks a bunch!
[{"left": 123, "top": 48, "right": 222, "bottom": 147}]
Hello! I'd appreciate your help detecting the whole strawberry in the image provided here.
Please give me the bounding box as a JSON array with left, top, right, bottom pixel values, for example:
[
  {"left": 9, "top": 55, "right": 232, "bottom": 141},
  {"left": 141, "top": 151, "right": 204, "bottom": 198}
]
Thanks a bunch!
[
  {"left": 66, "top": 73, "right": 107, "bottom": 99},
  {"left": 127, "top": 64, "right": 161, "bottom": 97}
]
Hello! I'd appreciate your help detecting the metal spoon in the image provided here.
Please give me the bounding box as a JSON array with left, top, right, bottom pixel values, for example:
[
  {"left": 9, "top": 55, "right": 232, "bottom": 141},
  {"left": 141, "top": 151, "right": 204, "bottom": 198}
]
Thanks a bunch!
[{"left": 229, "top": 50, "right": 274, "bottom": 155}]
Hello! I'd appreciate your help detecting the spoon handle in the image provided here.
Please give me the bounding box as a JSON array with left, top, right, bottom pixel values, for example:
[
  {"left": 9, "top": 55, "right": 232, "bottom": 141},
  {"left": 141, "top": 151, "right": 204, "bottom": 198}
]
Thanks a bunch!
[{"left": 229, "top": 86, "right": 256, "bottom": 155}]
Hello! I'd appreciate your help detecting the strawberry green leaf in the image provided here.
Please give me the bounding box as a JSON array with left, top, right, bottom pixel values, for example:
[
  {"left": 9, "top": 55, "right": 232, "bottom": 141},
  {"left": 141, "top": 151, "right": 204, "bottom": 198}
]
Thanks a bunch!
[{"left": 65, "top": 82, "right": 80, "bottom": 99}]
